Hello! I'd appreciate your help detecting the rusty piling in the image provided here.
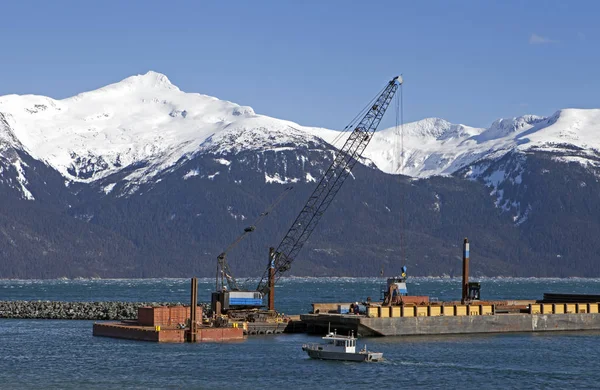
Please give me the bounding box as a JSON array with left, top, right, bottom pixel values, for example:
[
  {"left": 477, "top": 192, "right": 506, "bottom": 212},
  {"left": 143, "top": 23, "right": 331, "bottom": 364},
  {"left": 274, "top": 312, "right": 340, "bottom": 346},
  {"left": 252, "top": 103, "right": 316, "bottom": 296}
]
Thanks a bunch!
[
  {"left": 187, "top": 277, "right": 198, "bottom": 342},
  {"left": 462, "top": 238, "right": 469, "bottom": 304}
]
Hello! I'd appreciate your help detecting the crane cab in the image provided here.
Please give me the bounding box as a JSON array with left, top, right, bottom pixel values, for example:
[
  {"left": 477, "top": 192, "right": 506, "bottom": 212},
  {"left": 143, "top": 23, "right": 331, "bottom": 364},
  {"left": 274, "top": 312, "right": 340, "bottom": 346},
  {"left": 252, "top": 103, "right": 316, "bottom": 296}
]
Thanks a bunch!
[
  {"left": 211, "top": 290, "right": 264, "bottom": 315},
  {"left": 467, "top": 282, "right": 481, "bottom": 301},
  {"left": 382, "top": 276, "right": 408, "bottom": 304}
]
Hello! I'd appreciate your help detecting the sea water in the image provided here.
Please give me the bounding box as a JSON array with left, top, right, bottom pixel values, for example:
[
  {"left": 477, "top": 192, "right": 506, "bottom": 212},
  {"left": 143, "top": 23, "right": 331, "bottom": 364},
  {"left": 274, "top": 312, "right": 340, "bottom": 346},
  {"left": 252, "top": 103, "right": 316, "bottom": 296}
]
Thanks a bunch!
[{"left": 1, "top": 277, "right": 599, "bottom": 389}]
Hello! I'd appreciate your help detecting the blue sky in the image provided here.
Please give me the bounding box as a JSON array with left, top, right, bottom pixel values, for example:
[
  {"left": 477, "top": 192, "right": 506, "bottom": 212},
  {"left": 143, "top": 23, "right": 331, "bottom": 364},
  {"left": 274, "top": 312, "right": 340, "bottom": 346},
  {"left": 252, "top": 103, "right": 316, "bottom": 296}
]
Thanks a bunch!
[{"left": 1, "top": 0, "right": 598, "bottom": 130}]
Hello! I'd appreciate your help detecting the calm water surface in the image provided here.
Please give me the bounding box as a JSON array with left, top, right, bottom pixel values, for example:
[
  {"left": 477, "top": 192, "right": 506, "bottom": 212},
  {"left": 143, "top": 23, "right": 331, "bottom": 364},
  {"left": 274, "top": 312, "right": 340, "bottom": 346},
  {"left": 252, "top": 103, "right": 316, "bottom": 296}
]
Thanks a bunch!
[{"left": 1, "top": 277, "right": 600, "bottom": 389}]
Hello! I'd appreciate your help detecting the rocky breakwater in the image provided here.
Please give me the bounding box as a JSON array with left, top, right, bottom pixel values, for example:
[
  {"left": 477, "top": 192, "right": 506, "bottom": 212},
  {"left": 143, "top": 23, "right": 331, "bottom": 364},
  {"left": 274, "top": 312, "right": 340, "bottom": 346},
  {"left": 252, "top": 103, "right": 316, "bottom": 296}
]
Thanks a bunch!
[{"left": 0, "top": 301, "right": 211, "bottom": 320}]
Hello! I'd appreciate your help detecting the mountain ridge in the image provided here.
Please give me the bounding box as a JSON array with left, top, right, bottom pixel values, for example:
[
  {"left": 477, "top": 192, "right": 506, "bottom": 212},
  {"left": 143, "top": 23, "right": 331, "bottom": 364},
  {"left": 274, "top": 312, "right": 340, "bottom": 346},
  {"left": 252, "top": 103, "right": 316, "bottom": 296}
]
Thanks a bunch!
[{"left": 1, "top": 71, "right": 599, "bottom": 191}]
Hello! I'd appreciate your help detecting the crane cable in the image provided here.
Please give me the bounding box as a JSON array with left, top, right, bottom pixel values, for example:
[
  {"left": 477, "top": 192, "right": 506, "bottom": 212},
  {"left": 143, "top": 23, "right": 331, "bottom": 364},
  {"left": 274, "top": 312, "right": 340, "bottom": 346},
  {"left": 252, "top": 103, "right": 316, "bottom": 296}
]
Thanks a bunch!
[
  {"left": 396, "top": 82, "right": 408, "bottom": 267},
  {"left": 399, "top": 80, "right": 404, "bottom": 174},
  {"left": 330, "top": 83, "right": 389, "bottom": 148},
  {"left": 219, "top": 186, "right": 293, "bottom": 290}
]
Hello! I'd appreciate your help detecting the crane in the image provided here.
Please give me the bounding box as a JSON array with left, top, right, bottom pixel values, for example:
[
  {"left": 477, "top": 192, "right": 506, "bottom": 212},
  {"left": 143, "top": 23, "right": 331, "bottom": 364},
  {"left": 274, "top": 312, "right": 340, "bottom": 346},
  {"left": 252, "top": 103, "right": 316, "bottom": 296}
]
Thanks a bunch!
[{"left": 257, "top": 75, "right": 403, "bottom": 309}]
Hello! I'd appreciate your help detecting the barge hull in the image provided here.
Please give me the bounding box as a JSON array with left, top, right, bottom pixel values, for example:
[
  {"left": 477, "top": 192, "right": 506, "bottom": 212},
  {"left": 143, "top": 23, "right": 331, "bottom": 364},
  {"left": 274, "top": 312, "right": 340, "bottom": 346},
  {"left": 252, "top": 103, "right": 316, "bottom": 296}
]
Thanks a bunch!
[
  {"left": 301, "top": 313, "right": 600, "bottom": 337},
  {"left": 93, "top": 322, "right": 244, "bottom": 342}
]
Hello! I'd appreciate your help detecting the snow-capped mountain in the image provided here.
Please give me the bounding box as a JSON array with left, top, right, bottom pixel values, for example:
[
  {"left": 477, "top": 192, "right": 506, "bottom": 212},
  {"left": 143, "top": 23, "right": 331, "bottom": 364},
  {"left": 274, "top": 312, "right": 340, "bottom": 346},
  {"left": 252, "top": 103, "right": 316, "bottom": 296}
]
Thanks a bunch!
[
  {"left": 2, "top": 71, "right": 599, "bottom": 193},
  {"left": 0, "top": 71, "right": 336, "bottom": 187},
  {"left": 2, "top": 71, "right": 600, "bottom": 279},
  {"left": 365, "top": 109, "right": 600, "bottom": 178}
]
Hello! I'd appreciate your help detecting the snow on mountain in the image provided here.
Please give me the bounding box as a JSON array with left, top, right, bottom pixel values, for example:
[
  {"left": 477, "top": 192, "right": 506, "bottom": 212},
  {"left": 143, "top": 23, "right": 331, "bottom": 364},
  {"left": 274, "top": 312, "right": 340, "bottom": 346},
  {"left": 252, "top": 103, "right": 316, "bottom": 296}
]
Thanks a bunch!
[
  {"left": 0, "top": 70, "right": 599, "bottom": 189},
  {"left": 0, "top": 112, "right": 37, "bottom": 199},
  {"left": 196, "top": 115, "right": 330, "bottom": 155},
  {"left": 365, "top": 109, "right": 600, "bottom": 178},
  {"left": 0, "top": 71, "right": 331, "bottom": 184},
  {"left": 359, "top": 118, "right": 485, "bottom": 176}
]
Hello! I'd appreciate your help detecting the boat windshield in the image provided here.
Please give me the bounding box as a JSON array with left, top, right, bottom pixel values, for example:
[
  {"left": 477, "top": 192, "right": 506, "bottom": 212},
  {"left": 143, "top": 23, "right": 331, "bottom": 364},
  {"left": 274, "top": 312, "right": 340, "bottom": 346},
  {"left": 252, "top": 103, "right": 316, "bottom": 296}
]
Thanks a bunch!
[{"left": 331, "top": 339, "right": 355, "bottom": 347}]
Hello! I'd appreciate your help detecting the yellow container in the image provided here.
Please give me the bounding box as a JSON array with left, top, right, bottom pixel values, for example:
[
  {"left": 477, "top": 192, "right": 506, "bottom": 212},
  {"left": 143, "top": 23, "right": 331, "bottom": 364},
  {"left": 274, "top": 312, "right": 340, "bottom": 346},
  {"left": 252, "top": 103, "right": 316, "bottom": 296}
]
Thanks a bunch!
[
  {"left": 553, "top": 304, "right": 565, "bottom": 314},
  {"left": 468, "top": 305, "right": 480, "bottom": 316},
  {"left": 441, "top": 306, "right": 455, "bottom": 316},
  {"left": 481, "top": 305, "right": 494, "bottom": 315},
  {"left": 379, "top": 306, "right": 390, "bottom": 318},
  {"left": 577, "top": 303, "right": 587, "bottom": 314},
  {"left": 541, "top": 304, "right": 553, "bottom": 314},
  {"left": 155, "top": 325, "right": 161, "bottom": 331},
  {"left": 416, "top": 306, "right": 428, "bottom": 317},
  {"left": 588, "top": 303, "right": 599, "bottom": 314},
  {"left": 367, "top": 307, "right": 379, "bottom": 317},
  {"left": 565, "top": 304, "right": 576, "bottom": 314},
  {"left": 391, "top": 306, "right": 401, "bottom": 317},
  {"left": 402, "top": 306, "right": 415, "bottom": 317},
  {"left": 530, "top": 304, "right": 541, "bottom": 314},
  {"left": 428, "top": 306, "right": 441, "bottom": 317},
  {"left": 455, "top": 305, "right": 467, "bottom": 316}
]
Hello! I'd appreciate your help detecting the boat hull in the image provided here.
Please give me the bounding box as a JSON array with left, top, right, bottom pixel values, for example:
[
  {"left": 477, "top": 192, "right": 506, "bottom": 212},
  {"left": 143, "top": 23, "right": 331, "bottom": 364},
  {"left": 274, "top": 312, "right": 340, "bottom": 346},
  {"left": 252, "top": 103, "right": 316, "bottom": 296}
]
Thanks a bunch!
[{"left": 303, "top": 347, "right": 383, "bottom": 362}]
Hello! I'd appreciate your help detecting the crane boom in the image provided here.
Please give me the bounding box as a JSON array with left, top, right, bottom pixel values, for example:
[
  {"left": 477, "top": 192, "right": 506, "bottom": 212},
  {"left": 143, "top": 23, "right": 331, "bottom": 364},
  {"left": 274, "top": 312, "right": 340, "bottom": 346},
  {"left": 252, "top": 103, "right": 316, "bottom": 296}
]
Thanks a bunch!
[{"left": 256, "top": 76, "right": 403, "bottom": 293}]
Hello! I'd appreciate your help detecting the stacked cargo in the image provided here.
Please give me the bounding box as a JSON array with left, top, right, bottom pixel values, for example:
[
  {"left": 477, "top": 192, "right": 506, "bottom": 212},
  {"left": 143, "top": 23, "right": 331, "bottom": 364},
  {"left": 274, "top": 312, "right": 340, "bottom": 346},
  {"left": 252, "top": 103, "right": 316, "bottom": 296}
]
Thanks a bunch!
[
  {"left": 138, "top": 306, "right": 169, "bottom": 326},
  {"left": 169, "top": 306, "right": 187, "bottom": 326},
  {"left": 543, "top": 293, "right": 600, "bottom": 303},
  {"left": 541, "top": 304, "right": 553, "bottom": 314},
  {"left": 366, "top": 303, "right": 495, "bottom": 318},
  {"left": 481, "top": 305, "right": 494, "bottom": 315},
  {"left": 553, "top": 304, "right": 565, "bottom": 314},
  {"left": 468, "top": 305, "right": 480, "bottom": 316},
  {"left": 455, "top": 305, "right": 467, "bottom": 316},
  {"left": 441, "top": 306, "right": 455, "bottom": 316},
  {"left": 137, "top": 306, "right": 202, "bottom": 327},
  {"left": 531, "top": 302, "right": 600, "bottom": 315}
]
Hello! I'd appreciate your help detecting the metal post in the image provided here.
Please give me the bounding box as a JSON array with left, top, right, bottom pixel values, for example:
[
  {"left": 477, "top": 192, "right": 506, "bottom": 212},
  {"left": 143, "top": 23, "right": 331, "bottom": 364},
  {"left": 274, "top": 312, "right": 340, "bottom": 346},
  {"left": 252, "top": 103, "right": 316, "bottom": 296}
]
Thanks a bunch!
[
  {"left": 268, "top": 247, "right": 275, "bottom": 312},
  {"left": 188, "top": 277, "right": 198, "bottom": 342},
  {"left": 462, "top": 238, "right": 469, "bottom": 304}
]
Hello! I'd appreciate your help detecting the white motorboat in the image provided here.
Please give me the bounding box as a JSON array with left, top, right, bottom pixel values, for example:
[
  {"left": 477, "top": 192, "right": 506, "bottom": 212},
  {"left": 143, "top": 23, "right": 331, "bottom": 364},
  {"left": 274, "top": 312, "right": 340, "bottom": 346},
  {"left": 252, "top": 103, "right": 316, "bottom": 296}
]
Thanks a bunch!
[{"left": 301, "top": 328, "right": 383, "bottom": 362}]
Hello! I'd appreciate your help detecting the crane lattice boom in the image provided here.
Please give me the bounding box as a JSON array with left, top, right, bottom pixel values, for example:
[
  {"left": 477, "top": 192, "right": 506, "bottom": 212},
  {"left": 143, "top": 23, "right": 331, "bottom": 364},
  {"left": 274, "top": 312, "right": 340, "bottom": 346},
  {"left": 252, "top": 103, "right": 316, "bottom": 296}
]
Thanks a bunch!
[{"left": 256, "top": 76, "right": 402, "bottom": 293}]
